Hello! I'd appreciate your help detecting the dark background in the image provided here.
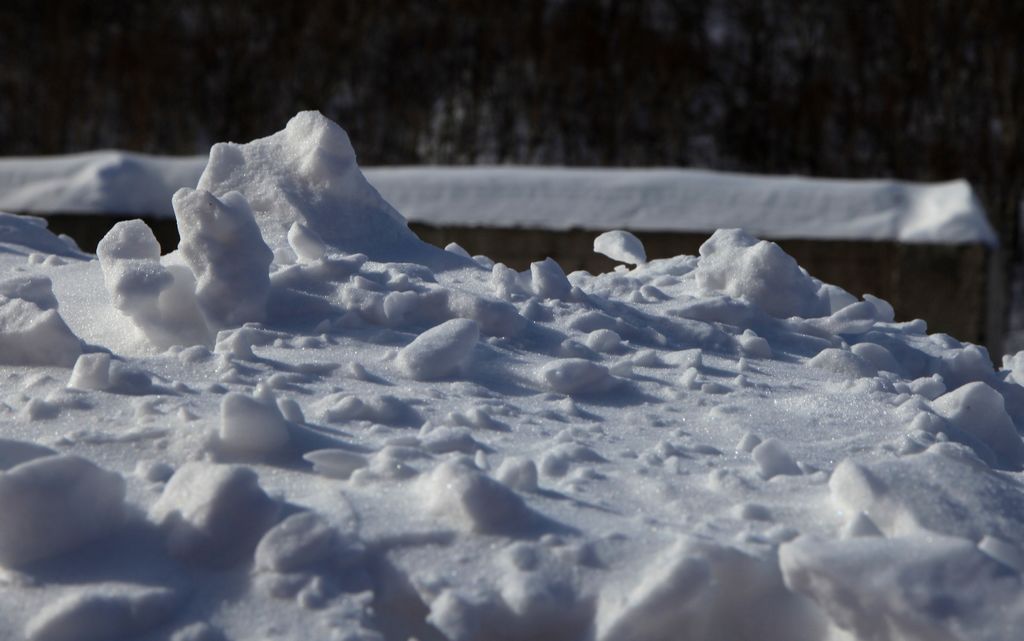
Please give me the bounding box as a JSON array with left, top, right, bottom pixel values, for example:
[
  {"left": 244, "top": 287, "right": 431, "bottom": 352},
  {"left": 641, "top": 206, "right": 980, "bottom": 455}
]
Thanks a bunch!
[{"left": 2, "top": 0, "right": 1022, "bottom": 252}]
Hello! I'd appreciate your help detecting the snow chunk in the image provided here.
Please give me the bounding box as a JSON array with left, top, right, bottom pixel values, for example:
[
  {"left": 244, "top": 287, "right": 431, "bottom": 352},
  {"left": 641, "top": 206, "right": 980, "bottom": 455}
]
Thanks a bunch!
[
  {"left": 585, "top": 329, "right": 623, "bottom": 353},
  {"left": 0, "top": 296, "right": 81, "bottom": 366},
  {"left": 195, "top": 110, "right": 416, "bottom": 258},
  {"left": 807, "top": 348, "right": 877, "bottom": 380},
  {"left": 150, "top": 462, "right": 279, "bottom": 565},
  {"left": 397, "top": 318, "right": 479, "bottom": 380},
  {"left": 850, "top": 341, "right": 900, "bottom": 374},
  {"left": 695, "top": 229, "right": 827, "bottom": 319},
  {"left": 932, "top": 382, "right": 1024, "bottom": 470},
  {"left": 737, "top": 330, "right": 771, "bottom": 358},
  {"left": 286, "top": 221, "right": 326, "bottom": 262},
  {"left": 495, "top": 457, "right": 539, "bottom": 492},
  {"left": 751, "top": 438, "right": 802, "bottom": 479},
  {"left": 530, "top": 257, "right": 572, "bottom": 300},
  {"left": 829, "top": 448, "right": 1024, "bottom": 541},
  {"left": 219, "top": 391, "right": 290, "bottom": 459},
  {"left": 96, "top": 219, "right": 211, "bottom": 348},
  {"left": 26, "top": 584, "right": 181, "bottom": 641},
  {"left": 0, "top": 455, "right": 125, "bottom": 567},
  {"left": 0, "top": 274, "right": 58, "bottom": 310},
  {"left": 421, "top": 460, "right": 539, "bottom": 534},
  {"left": 780, "top": 535, "right": 1015, "bottom": 641},
  {"left": 540, "top": 359, "right": 614, "bottom": 395},
  {"left": 596, "top": 540, "right": 710, "bottom": 641},
  {"left": 303, "top": 449, "right": 368, "bottom": 480},
  {"left": 254, "top": 511, "right": 339, "bottom": 573},
  {"left": 173, "top": 188, "right": 273, "bottom": 329},
  {"left": 67, "top": 353, "right": 111, "bottom": 391},
  {"left": 593, "top": 230, "right": 646, "bottom": 265}
]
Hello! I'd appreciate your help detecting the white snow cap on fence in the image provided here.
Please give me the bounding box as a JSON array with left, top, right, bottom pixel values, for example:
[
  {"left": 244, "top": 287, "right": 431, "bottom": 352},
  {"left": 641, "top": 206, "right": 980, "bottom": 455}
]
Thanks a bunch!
[{"left": 0, "top": 153, "right": 997, "bottom": 247}]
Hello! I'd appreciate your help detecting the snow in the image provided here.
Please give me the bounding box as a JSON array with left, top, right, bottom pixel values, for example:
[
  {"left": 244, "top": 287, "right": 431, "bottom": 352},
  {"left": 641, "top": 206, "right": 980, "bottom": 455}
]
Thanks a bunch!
[
  {"left": 0, "top": 110, "right": 1021, "bottom": 640},
  {"left": 0, "top": 153, "right": 997, "bottom": 248},
  {"left": 593, "top": 230, "right": 647, "bottom": 265},
  {"left": 396, "top": 318, "right": 480, "bottom": 380},
  {"left": 0, "top": 455, "right": 125, "bottom": 567}
]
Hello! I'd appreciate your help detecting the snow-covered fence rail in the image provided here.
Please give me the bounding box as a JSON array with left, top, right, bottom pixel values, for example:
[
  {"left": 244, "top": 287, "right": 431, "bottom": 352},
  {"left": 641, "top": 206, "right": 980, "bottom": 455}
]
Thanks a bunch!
[{"left": 0, "top": 153, "right": 1000, "bottom": 348}]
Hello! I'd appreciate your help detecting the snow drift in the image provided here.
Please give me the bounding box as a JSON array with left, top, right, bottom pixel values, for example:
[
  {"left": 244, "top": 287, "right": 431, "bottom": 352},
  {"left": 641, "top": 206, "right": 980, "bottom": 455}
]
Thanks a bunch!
[{"left": 0, "top": 111, "right": 1020, "bottom": 641}]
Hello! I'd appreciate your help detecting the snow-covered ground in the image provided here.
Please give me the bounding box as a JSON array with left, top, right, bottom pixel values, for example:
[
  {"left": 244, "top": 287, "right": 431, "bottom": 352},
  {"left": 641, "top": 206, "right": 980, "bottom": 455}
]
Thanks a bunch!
[
  {"left": 0, "top": 112, "right": 1022, "bottom": 641},
  {"left": 0, "top": 150, "right": 996, "bottom": 247}
]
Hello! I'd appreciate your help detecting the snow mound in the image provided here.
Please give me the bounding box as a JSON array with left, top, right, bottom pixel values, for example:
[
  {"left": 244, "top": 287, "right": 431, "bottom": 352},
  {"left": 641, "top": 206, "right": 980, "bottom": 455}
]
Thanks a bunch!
[
  {"left": 0, "top": 293, "right": 81, "bottom": 367},
  {"left": 1, "top": 112, "right": 1022, "bottom": 640},
  {"left": 695, "top": 229, "right": 829, "bottom": 318},
  {"left": 0, "top": 455, "right": 125, "bottom": 567},
  {"left": 26, "top": 583, "right": 182, "bottom": 641},
  {"left": 150, "top": 462, "right": 279, "bottom": 566}
]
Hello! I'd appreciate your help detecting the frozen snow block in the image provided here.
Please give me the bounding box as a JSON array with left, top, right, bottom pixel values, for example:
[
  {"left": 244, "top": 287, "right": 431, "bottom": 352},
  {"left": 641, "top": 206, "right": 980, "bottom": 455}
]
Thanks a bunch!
[
  {"left": 695, "top": 229, "right": 829, "bottom": 319},
  {"left": 595, "top": 540, "right": 711, "bottom": 641},
  {"left": 540, "top": 358, "right": 614, "bottom": 395},
  {"left": 254, "top": 511, "right": 340, "bottom": 573},
  {"left": 97, "top": 219, "right": 211, "bottom": 348},
  {"left": 421, "top": 460, "right": 541, "bottom": 535},
  {"left": 780, "top": 535, "right": 1015, "bottom": 641},
  {"left": 25, "top": 583, "right": 182, "bottom": 641},
  {"left": 932, "top": 381, "right": 1024, "bottom": 470},
  {"left": 807, "top": 348, "right": 877, "bottom": 380},
  {"left": 0, "top": 296, "right": 81, "bottom": 367},
  {"left": 496, "top": 457, "right": 539, "bottom": 492},
  {"left": 593, "top": 230, "right": 646, "bottom": 265},
  {"left": 0, "top": 455, "right": 125, "bottom": 568},
  {"left": 219, "top": 392, "right": 290, "bottom": 459},
  {"left": 67, "top": 352, "right": 112, "bottom": 391},
  {"left": 195, "top": 110, "right": 417, "bottom": 258},
  {"left": 751, "top": 438, "right": 802, "bottom": 479},
  {"left": 850, "top": 341, "right": 901, "bottom": 375},
  {"left": 286, "top": 221, "right": 326, "bottom": 262},
  {"left": 397, "top": 318, "right": 479, "bottom": 380},
  {"left": 530, "top": 257, "right": 572, "bottom": 300},
  {"left": 446, "top": 290, "right": 526, "bottom": 338},
  {"left": 150, "top": 462, "right": 279, "bottom": 566},
  {"left": 174, "top": 188, "right": 273, "bottom": 329}
]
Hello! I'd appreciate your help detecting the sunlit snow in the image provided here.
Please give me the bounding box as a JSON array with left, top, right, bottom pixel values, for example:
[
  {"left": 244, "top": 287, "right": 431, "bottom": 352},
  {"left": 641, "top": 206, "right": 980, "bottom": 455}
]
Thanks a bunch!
[{"left": 0, "top": 112, "right": 1021, "bottom": 641}]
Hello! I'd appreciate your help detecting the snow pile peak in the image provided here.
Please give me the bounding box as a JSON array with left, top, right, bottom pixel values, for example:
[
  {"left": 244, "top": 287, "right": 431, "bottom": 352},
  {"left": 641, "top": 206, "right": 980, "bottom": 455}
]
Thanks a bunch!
[
  {"left": 695, "top": 229, "right": 829, "bottom": 318},
  {"left": 193, "top": 110, "right": 417, "bottom": 261}
]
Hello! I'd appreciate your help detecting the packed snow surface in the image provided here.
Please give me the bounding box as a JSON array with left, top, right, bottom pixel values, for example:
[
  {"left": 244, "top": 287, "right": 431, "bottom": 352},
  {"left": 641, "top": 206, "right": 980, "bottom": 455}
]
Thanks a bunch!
[
  {"left": 0, "top": 111, "right": 1021, "bottom": 641},
  {"left": 0, "top": 152, "right": 997, "bottom": 247}
]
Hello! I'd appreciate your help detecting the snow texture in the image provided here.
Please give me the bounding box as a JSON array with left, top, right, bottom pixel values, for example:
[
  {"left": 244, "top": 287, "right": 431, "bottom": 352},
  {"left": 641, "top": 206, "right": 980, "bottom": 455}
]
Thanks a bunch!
[{"left": 0, "top": 111, "right": 1019, "bottom": 641}]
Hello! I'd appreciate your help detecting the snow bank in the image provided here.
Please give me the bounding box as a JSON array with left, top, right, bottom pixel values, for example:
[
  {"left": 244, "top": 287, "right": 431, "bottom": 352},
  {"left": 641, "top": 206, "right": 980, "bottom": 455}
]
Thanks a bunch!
[{"left": 0, "top": 111, "right": 1021, "bottom": 641}]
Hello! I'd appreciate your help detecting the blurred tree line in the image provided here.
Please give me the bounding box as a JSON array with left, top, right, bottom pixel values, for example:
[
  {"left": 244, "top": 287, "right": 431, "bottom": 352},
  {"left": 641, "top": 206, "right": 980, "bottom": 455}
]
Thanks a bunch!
[{"left": 1, "top": 0, "right": 1021, "bottom": 250}]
